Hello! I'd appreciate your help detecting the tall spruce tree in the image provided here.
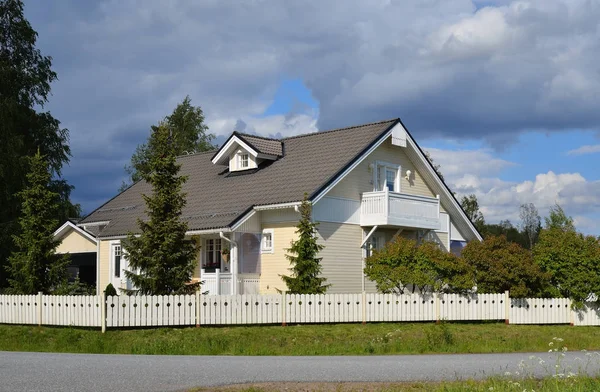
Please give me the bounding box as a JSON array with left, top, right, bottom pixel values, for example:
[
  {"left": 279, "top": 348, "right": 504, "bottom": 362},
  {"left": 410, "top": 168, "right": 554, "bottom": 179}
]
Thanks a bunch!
[
  {"left": 0, "top": 0, "right": 79, "bottom": 289},
  {"left": 6, "top": 151, "right": 70, "bottom": 294},
  {"left": 123, "top": 123, "right": 199, "bottom": 295},
  {"left": 120, "top": 96, "right": 214, "bottom": 191},
  {"left": 281, "top": 194, "right": 329, "bottom": 294}
]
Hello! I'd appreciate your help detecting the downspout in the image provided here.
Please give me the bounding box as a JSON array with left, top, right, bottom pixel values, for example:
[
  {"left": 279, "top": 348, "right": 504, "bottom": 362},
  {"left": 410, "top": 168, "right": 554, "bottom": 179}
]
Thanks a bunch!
[
  {"left": 219, "top": 231, "right": 238, "bottom": 294},
  {"left": 95, "top": 237, "right": 100, "bottom": 295},
  {"left": 360, "top": 226, "right": 378, "bottom": 293}
]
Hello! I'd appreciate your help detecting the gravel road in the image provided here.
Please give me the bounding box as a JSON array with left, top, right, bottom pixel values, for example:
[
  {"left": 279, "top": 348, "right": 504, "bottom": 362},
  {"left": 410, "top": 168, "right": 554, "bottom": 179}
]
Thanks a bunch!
[{"left": 1, "top": 350, "right": 599, "bottom": 392}]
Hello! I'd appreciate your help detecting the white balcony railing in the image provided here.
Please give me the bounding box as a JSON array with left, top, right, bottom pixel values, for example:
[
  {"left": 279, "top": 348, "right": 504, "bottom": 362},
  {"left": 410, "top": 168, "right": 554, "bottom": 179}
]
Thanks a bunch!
[{"left": 360, "top": 190, "right": 440, "bottom": 230}]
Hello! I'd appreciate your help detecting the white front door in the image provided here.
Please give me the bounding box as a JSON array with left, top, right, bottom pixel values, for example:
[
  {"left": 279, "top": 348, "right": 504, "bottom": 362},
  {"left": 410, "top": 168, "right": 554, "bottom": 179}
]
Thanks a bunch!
[{"left": 110, "top": 242, "right": 131, "bottom": 292}]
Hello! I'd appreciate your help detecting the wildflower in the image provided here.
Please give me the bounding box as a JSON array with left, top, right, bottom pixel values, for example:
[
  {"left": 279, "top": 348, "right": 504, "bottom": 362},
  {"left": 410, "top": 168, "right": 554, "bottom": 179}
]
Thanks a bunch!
[
  {"left": 549, "top": 342, "right": 554, "bottom": 346},
  {"left": 505, "top": 371, "right": 511, "bottom": 376},
  {"left": 562, "top": 346, "right": 567, "bottom": 352}
]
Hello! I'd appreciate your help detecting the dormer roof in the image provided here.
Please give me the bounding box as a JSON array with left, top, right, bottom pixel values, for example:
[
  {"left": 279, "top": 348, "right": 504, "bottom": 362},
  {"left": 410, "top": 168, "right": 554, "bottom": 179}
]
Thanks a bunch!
[{"left": 211, "top": 132, "right": 283, "bottom": 165}]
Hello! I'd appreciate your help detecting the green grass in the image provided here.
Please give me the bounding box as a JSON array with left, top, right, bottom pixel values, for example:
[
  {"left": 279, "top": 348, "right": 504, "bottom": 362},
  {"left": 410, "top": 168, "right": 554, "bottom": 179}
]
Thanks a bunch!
[
  {"left": 191, "top": 378, "right": 600, "bottom": 392},
  {"left": 1, "top": 322, "right": 600, "bottom": 355}
]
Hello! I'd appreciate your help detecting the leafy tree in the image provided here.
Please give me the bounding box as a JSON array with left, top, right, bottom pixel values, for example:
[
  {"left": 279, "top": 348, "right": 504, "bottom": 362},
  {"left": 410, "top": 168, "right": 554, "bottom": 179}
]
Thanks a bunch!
[
  {"left": 519, "top": 203, "right": 541, "bottom": 249},
  {"left": 0, "top": 0, "right": 79, "bottom": 289},
  {"left": 122, "top": 123, "right": 199, "bottom": 295},
  {"left": 364, "top": 236, "right": 474, "bottom": 295},
  {"left": 461, "top": 235, "right": 549, "bottom": 297},
  {"left": 5, "top": 151, "right": 70, "bottom": 294},
  {"left": 544, "top": 204, "right": 575, "bottom": 231},
  {"left": 120, "top": 96, "right": 215, "bottom": 190},
  {"left": 483, "top": 220, "right": 529, "bottom": 248},
  {"left": 460, "top": 194, "right": 486, "bottom": 234},
  {"left": 534, "top": 220, "right": 600, "bottom": 308},
  {"left": 281, "top": 194, "right": 330, "bottom": 294}
]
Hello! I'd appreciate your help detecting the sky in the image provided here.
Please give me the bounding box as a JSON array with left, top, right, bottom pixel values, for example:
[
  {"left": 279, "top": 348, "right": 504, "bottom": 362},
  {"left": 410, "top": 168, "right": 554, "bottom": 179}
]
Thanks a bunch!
[{"left": 23, "top": 0, "right": 600, "bottom": 234}]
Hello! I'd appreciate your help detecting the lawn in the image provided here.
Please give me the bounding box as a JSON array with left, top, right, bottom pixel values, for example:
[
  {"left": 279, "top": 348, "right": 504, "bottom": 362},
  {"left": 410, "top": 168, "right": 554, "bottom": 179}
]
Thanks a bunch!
[{"left": 1, "top": 322, "right": 600, "bottom": 355}]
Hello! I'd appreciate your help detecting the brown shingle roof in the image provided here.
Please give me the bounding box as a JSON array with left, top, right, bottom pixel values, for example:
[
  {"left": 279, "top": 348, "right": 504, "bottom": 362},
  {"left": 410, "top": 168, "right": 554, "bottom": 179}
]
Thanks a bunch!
[{"left": 80, "top": 119, "right": 398, "bottom": 237}]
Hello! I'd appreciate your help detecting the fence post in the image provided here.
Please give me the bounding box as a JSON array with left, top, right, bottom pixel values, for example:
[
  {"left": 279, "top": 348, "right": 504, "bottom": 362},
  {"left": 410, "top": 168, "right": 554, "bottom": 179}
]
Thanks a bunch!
[
  {"left": 362, "top": 291, "right": 366, "bottom": 324},
  {"left": 101, "top": 292, "right": 106, "bottom": 333},
  {"left": 37, "top": 292, "right": 43, "bottom": 326},
  {"left": 282, "top": 292, "right": 287, "bottom": 327},
  {"left": 195, "top": 290, "right": 201, "bottom": 327}
]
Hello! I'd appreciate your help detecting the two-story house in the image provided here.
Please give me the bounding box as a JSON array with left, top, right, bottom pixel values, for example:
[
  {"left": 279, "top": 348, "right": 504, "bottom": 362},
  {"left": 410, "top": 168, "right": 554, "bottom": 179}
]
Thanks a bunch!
[{"left": 54, "top": 118, "right": 482, "bottom": 295}]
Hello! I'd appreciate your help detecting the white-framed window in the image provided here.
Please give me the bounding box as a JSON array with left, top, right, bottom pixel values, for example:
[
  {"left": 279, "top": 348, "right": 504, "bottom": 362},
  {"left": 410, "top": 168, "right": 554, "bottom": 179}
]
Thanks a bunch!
[
  {"left": 261, "top": 229, "right": 274, "bottom": 253},
  {"left": 203, "top": 238, "right": 222, "bottom": 271},
  {"left": 112, "top": 244, "right": 122, "bottom": 278},
  {"left": 374, "top": 161, "right": 400, "bottom": 192},
  {"left": 239, "top": 153, "right": 249, "bottom": 169}
]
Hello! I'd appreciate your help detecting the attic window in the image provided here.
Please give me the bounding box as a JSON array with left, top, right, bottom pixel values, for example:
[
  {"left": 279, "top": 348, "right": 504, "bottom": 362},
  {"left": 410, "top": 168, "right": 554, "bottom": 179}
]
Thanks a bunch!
[{"left": 239, "top": 153, "right": 249, "bottom": 169}]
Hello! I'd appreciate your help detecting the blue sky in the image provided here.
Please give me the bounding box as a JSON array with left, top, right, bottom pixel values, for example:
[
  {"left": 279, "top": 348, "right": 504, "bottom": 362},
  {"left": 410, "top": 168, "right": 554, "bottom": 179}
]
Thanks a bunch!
[{"left": 24, "top": 0, "right": 600, "bottom": 234}]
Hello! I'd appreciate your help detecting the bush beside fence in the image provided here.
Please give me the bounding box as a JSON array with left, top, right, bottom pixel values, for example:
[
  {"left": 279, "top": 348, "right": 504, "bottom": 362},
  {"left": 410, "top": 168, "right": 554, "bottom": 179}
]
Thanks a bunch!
[{"left": 1, "top": 292, "right": 599, "bottom": 331}]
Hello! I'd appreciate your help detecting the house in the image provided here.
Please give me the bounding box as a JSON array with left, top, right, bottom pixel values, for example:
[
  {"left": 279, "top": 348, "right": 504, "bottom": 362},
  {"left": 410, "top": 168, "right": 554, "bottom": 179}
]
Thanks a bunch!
[{"left": 54, "top": 118, "right": 482, "bottom": 295}]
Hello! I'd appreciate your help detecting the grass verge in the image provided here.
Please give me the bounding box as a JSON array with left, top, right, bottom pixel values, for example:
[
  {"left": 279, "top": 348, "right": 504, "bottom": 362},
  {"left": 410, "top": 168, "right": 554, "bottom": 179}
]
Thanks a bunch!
[
  {"left": 1, "top": 322, "right": 600, "bottom": 355},
  {"left": 191, "top": 378, "right": 600, "bottom": 392}
]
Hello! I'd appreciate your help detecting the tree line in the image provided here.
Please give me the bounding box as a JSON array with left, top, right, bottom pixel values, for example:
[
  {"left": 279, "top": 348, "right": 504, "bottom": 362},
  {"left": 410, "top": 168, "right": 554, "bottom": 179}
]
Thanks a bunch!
[{"left": 365, "top": 198, "right": 600, "bottom": 308}]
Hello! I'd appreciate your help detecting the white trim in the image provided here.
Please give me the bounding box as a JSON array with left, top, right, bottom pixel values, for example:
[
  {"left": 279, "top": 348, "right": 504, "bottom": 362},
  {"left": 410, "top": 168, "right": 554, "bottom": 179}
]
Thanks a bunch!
[
  {"left": 261, "top": 229, "right": 274, "bottom": 254},
  {"left": 312, "top": 126, "right": 396, "bottom": 204},
  {"left": 212, "top": 136, "right": 259, "bottom": 165},
  {"left": 54, "top": 221, "right": 98, "bottom": 244},
  {"left": 254, "top": 202, "right": 302, "bottom": 211},
  {"left": 109, "top": 240, "right": 122, "bottom": 284},
  {"left": 231, "top": 210, "right": 256, "bottom": 231},
  {"left": 360, "top": 225, "right": 379, "bottom": 248},
  {"left": 185, "top": 228, "right": 231, "bottom": 235}
]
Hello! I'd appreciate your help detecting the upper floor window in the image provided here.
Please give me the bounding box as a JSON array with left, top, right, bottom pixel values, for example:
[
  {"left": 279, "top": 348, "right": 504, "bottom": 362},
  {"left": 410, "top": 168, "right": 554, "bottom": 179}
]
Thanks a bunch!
[
  {"left": 375, "top": 162, "right": 400, "bottom": 192},
  {"left": 239, "top": 153, "right": 249, "bottom": 169}
]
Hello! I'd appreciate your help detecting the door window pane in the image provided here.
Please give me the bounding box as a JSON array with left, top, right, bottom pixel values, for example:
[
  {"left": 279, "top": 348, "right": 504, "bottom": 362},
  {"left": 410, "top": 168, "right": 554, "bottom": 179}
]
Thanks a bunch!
[{"left": 386, "top": 169, "right": 397, "bottom": 192}]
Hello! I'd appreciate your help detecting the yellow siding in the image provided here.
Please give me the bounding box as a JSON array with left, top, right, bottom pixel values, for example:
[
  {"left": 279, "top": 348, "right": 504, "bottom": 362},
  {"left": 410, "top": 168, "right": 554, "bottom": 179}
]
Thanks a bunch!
[
  {"left": 328, "top": 138, "right": 446, "bottom": 212},
  {"left": 56, "top": 229, "right": 96, "bottom": 254},
  {"left": 98, "top": 240, "right": 111, "bottom": 293},
  {"left": 259, "top": 223, "right": 298, "bottom": 293},
  {"left": 317, "top": 222, "right": 363, "bottom": 293}
]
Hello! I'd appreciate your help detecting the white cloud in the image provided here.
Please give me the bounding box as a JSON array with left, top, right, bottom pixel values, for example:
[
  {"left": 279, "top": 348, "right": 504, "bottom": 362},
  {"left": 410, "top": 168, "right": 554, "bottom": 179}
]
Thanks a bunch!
[
  {"left": 23, "top": 0, "right": 600, "bottom": 214},
  {"left": 567, "top": 144, "right": 600, "bottom": 156},
  {"left": 424, "top": 148, "right": 600, "bottom": 233}
]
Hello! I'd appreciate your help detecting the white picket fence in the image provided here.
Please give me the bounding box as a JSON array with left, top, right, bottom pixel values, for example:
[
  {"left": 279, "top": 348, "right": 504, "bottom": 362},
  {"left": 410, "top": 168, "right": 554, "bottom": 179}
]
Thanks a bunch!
[{"left": 1, "top": 292, "right": 600, "bottom": 331}]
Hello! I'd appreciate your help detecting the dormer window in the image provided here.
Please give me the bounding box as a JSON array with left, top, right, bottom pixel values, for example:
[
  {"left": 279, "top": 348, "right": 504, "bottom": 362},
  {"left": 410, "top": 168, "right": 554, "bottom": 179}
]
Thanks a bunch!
[
  {"left": 211, "top": 132, "right": 283, "bottom": 172},
  {"left": 239, "top": 153, "right": 249, "bottom": 169}
]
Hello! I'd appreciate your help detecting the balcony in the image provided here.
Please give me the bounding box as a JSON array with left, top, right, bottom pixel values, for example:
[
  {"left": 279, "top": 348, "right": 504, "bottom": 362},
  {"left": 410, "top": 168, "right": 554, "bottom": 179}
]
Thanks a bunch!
[{"left": 360, "top": 190, "right": 440, "bottom": 230}]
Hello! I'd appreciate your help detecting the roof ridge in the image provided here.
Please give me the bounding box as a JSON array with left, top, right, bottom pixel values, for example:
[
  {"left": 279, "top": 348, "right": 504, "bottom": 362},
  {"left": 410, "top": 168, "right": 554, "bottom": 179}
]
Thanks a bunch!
[
  {"left": 281, "top": 118, "right": 398, "bottom": 141},
  {"left": 175, "top": 150, "right": 216, "bottom": 159},
  {"left": 235, "top": 132, "right": 282, "bottom": 142}
]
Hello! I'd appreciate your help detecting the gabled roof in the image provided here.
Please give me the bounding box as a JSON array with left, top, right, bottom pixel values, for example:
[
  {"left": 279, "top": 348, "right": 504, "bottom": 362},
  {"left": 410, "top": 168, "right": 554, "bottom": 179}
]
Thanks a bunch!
[
  {"left": 53, "top": 220, "right": 98, "bottom": 243},
  {"left": 79, "top": 119, "right": 398, "bottom": 237}
]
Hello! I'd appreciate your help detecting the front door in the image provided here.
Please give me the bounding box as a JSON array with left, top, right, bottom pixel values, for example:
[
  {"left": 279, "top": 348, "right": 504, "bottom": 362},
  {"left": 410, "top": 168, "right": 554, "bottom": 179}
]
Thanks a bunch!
[{"left": 110, "top": 242, "right": 131, "bottom": 293}]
